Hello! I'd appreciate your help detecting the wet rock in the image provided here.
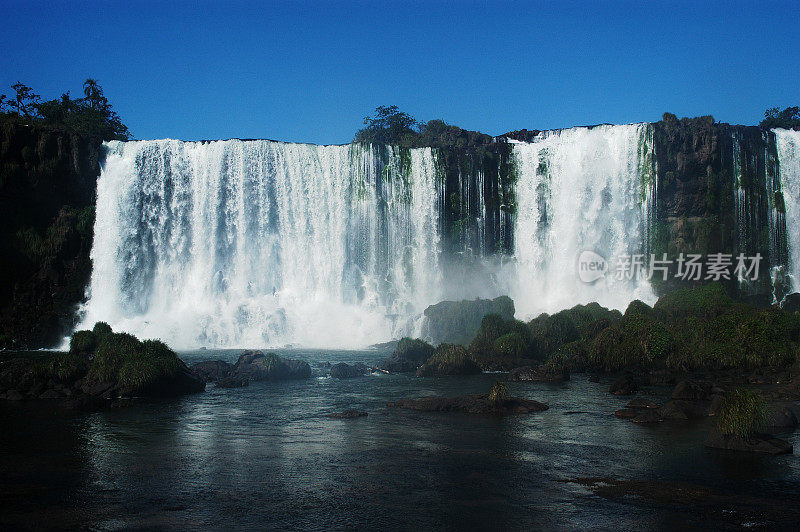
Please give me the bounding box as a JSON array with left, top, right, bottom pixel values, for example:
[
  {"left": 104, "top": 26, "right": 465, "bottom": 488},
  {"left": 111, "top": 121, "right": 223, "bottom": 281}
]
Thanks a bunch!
[
  {"left": 781, "top": 292, "right": 800, "bottom": 314},
  {"left": 764, "top": 404, "right": 799, "bottom": 433},
  {"left": 190, "top": 360, "right": 233, "bottom": 383},
  {"left": 217, "top": 375, "right": 249, "bottom": 388},
  {"left": 632, "top": 410, "right": 664, "bottom": 424},
  {"left": 626, "top": 398, "right": 659, "bottom": 409},
  {"left": 614, "top": 408, "right": 639, "bottom": 419},
  {"left": 705, "top": 428, "right": 793, "bottom": 454},
  {"left": 328, "top": 409, "right": 368, "bottom": 418},
  {"left": 330, "top": 362, "right": 369, "bottom": 379},
  {"left": 671, "top": 380, "right": 709, "bottom": 401},
  {"left": 647, "top": 369, "right": 676, "bottom": 386},
  {"left": 232, "top": 351, "right": 311, "bottom": 382},
  {"left": 658, "top": 400, "right": 708, "bottom": 420},
  {"left": 38, "top": 389, "right": 63, "bottom": 399},
  {"left": 609, "top": 375, "right": 637, "bottom": 395},
  {"left": 508, "top": 365, "right": 570, "bottom": 383}
]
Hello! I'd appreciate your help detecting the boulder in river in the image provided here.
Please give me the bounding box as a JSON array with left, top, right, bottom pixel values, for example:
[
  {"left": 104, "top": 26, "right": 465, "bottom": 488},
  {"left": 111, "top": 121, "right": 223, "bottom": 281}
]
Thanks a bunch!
[
  {"left": 609, "top": 374, "right": 638, "bottom": 395},
  {"left": 190, "top": 360, "right": 234, "bottom": 383},
  {"left": 377, "top": 338, "right": 434, "bottom": 373},
  {"left": 232, "top": 351, "right": 311, "bottom": 382},
  {"left": 330, "top": 362, "right": 369, "bottom": 379},
  {"left": 415, "top": 344, "right": 481, "bottom": 377}
]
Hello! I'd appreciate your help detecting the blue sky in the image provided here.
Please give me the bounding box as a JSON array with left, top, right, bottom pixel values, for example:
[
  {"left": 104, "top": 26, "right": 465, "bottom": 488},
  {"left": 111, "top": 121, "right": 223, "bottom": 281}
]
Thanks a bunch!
[{"left": 1, "top": 0, "right": 797, "bottom": 143}]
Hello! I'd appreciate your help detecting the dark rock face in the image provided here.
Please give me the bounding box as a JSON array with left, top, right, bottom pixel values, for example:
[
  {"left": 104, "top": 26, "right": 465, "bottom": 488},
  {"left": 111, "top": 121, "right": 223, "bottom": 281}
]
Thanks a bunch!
[
  {"left": 377, "top": 338, "right": 434, "bottom": 373},
  {"left": 190, "top": 360, "right": 234, "bottom": 383},
  {"left": 764, "top": 404, "right": 799, "bottom": 433},
  {"left": 388, "top": 394, "right": 548, "bottom": 415},
  {"left": 782, "top": 293, "right": 800, "bottom": 314},
  {"left": 217, "top": 375, "right": 249, "bottom": 388},
  {"left": 231, "top": 351, "right": 311, "bottom": 382},
  {"left": 0, "top": 122, "right": 103, "bottom": 349},
  {"left": 609, "top": 375, "right": 638, "bottom": 395},
  {"left": 422, "top": 296, "right": 515, "bottom": 345},
  {"left": 330, "top": 362, "right": 369, "bottom": 379},
  {"left": 508, "top": 365, "right": 569, "bottom": 383},
  {"left": 705, "top": 428, "right": 793, "bottom": 454},
  {"left": 328, "top": 409, "right": 368, "bottom": 418}
]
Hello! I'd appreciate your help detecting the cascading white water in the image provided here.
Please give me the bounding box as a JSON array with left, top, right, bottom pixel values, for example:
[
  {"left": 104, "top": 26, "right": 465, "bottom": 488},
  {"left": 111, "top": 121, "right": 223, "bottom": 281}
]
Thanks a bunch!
[
  {"left": 775, "top": 129, "right": 800, "bottom": 291},
  {"left": 508, "top": 124, "right": 656, "bottom": 318},
  {"left": 79, "top": 140, "right": 442, "bottom": 349},
  {"left": 79, "top": 126, "right": 659, "bottom": 349}
]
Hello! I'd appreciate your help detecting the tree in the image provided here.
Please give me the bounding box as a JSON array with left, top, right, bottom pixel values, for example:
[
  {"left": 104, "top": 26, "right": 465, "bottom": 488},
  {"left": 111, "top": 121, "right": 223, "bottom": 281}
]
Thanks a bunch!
[
  {"left": 10, "top": 82, "right": 40, "bottom": 117},
  {"left": 0, "top": 79, "right": 130, "bottom": 140},
  {"left": 760, "top": 106, "right": 800, "bottom": 130},
  {"left": 83, "top": 79, "right": 103, "bottom": 110},
  {"left": 354, "top": 105, "right": 419, "bottom": 145}
]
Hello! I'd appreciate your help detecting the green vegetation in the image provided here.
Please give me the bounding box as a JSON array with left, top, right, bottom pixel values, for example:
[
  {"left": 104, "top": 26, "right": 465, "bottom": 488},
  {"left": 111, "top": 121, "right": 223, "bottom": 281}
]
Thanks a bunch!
[
  {"left": 0, "top": 79, "right": 130, "bottom": 140},
  {"left": 718, "top": 388, "right": 766, "bottom": 438},
  {"left": 470, "top": 313, "right": 535, "bottom": 360},
  {"left": 395, "top": 337, "right": 435, "bottom": 363},
  {"left": 760, "top": 106, "right": 800, "bottom": 130},
  {"left": 488, "top": 380, "right": 508, "bottom": 404},
  {"left": 462, "top": 284, "right": 800, "bottom": 375},
  {"left": 354, "top": 105, "right": 492, "bottom": 148},
  {"left": 416, "top": 343, "right": 480, "bottom": 376}
]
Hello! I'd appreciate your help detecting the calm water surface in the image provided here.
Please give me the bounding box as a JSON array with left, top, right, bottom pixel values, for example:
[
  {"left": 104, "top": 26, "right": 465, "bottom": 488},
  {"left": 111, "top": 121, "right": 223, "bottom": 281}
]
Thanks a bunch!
[{"left": 2, "top": 348, "right": 800, "bottom": 530}]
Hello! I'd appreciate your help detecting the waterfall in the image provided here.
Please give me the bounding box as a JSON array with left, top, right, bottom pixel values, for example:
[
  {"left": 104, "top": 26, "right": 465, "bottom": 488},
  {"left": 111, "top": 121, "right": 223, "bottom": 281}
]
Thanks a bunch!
[
  {"left": 79, "top": 126, "right": 659, "bottom": 349},
  {"left": 79, "top": 140, "right": 442, "bottom": 349},
  {"left": 775, "top": 129, "right": 800, "bottom": 292},
  {"left": 508, "top": 124, "right": 656, "bottom": 318}
]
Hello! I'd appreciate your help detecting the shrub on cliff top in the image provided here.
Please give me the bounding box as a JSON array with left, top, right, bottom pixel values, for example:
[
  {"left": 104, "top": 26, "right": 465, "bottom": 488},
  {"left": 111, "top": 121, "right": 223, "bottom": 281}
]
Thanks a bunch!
[
  {"left": 69, "top": 329, "right": 97, "bottom": 356},
  {"left": 718, "top": 388, "right": 766, "bottom": 438}
]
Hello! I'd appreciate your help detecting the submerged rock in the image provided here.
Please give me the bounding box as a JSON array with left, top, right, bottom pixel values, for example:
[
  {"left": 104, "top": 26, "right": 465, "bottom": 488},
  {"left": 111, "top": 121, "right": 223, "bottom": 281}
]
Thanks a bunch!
[{"left": 388, "top": 394, "right": 548, "bottom": 415}]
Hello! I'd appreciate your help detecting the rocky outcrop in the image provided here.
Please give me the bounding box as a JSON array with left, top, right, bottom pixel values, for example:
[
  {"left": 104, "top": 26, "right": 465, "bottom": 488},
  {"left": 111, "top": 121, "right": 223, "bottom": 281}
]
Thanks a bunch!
[
  {"left": 330, "top": 362, "right": 369, "bottom": 379},
  {"left": 0, "top": 122, "right": 103, "bottom": 348},
  {"left": 230, "top": 351, "right": 311, "bottom": 382},
  {"left": 190, "top": 360, "right": 234, "bottom": 383},
  {"left": 377, "top": 338, "right": 434, "bottom": 373},
  {"left": 422, "top": 296, "right": 515, "bottom": 346}
]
